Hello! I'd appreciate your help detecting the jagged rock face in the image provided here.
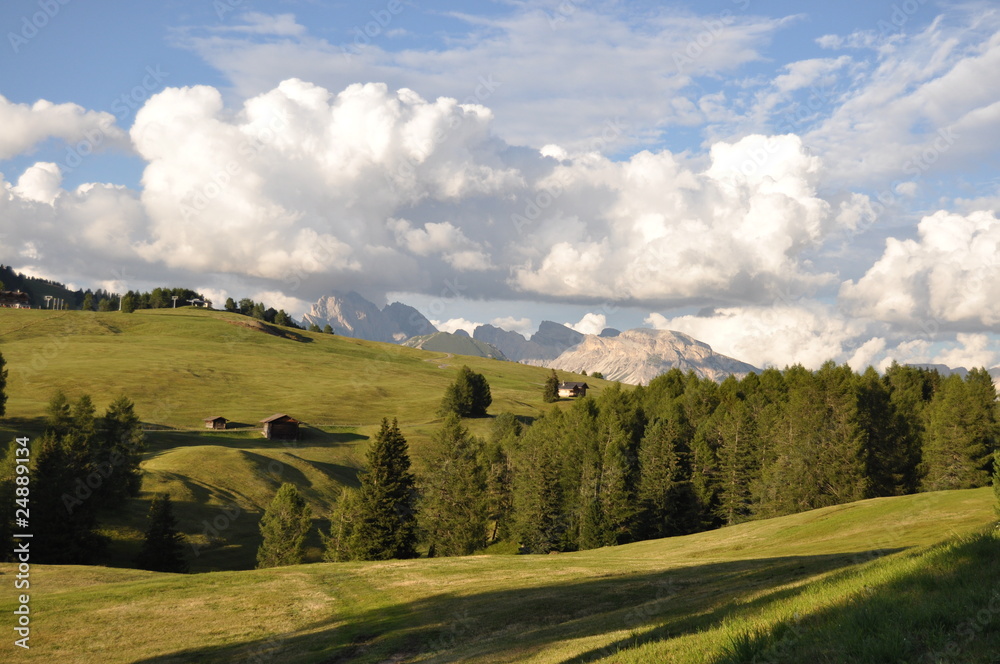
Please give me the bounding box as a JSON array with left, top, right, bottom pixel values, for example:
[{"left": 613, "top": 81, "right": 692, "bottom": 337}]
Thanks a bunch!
[
  {"left": 599, "top": 328, "right": 621, "bottom": 338},
  {"left": 531, "top": 320, "right": 584, "bottom": 349},
  {"left": 383, "top": 302, "right": 437, "bottom": 339},
  {"left": 474, "top": 321, "right": 583, "bottom": 361},
  {"left": 542, "top": 328, "right": 759, "bottom": 385},
  {"left": 301, "top": 291, "right": 402, "bottom": 342}
]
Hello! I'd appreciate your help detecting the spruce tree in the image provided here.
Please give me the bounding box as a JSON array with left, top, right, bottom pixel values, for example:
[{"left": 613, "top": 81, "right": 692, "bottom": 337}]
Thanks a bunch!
[
  {"left": 923, "top": 370, "right": 998, "bottom": 490},
  {"left": 323, "top": 324, "right": 333, "bottom": 334},
  {"left": 99, "top": 395, "right": 145, "bottom": 506},
  {"left": 440, "top": 366, "right": 492, "bottom": 418},
  {"left": 543, "top": 369, "right": 560, "bottom": 403},
  {"left": 637, "top": 405, "right": 696, "bottom": 538},
  {"left": 323, "top": 418, "right": 418, "bottom": 561},
  {"left": 135, "top": 493, "right": 188, "bottom": 573},
  {"left": 256, "top": 483, "right": 312, "bottom": 568},
  {"left": 512, "top": 414, "right": 566, "bottom": 553},
  {"left": 600, "top": 426, "right": 637, "bottom": 544},
  {"left": 711, "top": 377, "right": 759, "bottom": 525},
  {"left": 32, "top": 431, "right": 104, "bottom": 564},
  {"left": 419, "top": 414, "right": 489, "bottom": 556}
]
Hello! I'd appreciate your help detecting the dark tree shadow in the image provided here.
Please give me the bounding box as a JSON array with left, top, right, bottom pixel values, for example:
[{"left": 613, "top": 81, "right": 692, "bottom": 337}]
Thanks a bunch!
[{"left": 127, "top": 549, "right": 906, "bottom": 664}]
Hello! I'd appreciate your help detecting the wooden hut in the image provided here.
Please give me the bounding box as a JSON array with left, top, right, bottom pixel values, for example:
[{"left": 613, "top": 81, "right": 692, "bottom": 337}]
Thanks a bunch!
[
  {"left": 558, "top": 381, "right": 589, "bottom": 398},
  {"left": 260, "top": 413, "right": 299, "bottom": 441},
  {"left": 203, "top": 416, "right": 228, "bottom": 430},
  {"left": 0, "top": 291, "right": 31, "bottom": 308}
]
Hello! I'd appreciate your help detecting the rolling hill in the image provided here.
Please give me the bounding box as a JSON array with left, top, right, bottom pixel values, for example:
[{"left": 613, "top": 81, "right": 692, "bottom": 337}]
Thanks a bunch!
[
  {"left": 1, "top": 487, "right": 996, "bottom": 663},
  {"left": 0, "top": 307, "right": 606, "bottom": 571}
]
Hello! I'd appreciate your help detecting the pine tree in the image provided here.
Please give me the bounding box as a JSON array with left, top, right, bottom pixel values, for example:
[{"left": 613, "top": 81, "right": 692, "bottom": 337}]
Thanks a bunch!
[
  {"left": 323, "top": 418, "right": 418, "bottom": 561},
  {"left": 135, "top": 494, "right": 188, "bottom": 573},
  {"left": 512, "top": 415, "right": 566, "bottom": 553},
  {"left": 637, "top": 405, "right": 696, "bottom": 539},
  {"left": 322, "top": 487, "right": 360, "bottom": 562},
  {"left": 600, "top": 426, "right": 636, "bottom": 544},
  {"left": 308, "top": 322, "right": 321, "bottom": 332},
  {"left": 32, "top": 432, "right": 104, "bottom": 564},
  {"left": 419, "top": 415, "right": 489, "bottom": 556},
  {"left": 439, "top": 366, "right": 492, "bottom": 418},
  {"left": 275, "top": 310, "right": 291, "bottom": 327},
  {"left": 922, "top": 370, "right": 998, "bottom": 490},
  {"left": 711, "top": 378, "right": 759, "bottom": 526},
  {"left": 256, "top": 483, "right": 312, "bottom": 568},
  {"left": 323, "top": 324, "right": 333, "bottom": 334},
  {"left": 81, "top": 292, "right": 94, "bottom": 311},
  {"left": 224, "top": 297, "right": 238, "bottom": 312},
  {"left": 98, "top": 395, "right": 145, "bottom": 506},
  {"left": 120, "top": 292, "right": 136, "bottom": 313},
  {"left": 543, "top": 369, "right": 560, "bottom": 403}
]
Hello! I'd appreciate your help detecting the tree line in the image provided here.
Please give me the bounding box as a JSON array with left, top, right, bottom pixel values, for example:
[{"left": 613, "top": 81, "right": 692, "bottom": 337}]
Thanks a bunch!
[
  {"left": 223, "top": 297, "right": 305, "bottom": 330},
  {"left": 0, "top": 390, "right": 147, "bottom": 564},
  {"left": 318, "top": 361, "right": 1000, "bottom": 562}
]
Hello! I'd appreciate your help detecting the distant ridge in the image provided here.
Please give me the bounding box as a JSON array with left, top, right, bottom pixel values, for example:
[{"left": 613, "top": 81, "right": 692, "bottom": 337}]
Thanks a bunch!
[
  {"left": 301, "top": 291, "right": 437, "bottom": 342},
  {"left": 402, "top": 331, "right": 507, "bottom": 360},
  {"left": 532, "top": 328, "right": 760, "bottom": 385}
]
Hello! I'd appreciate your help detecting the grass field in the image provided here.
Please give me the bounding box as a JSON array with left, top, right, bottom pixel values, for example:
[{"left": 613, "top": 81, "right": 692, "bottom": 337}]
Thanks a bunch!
[
  {"left": 0, "top": 308, "right": 606, "bottom": 570},
  {"left": 0, "top": 307, "right": 603, "bottom": 435},
  {"left": 1, "top": 487, "right": 996, "bottom": 663}
]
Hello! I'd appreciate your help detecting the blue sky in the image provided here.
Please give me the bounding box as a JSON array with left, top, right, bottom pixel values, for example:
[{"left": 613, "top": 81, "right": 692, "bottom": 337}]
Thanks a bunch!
[{"left": 1, "top": 0, "right": 999, "bottom": 371}]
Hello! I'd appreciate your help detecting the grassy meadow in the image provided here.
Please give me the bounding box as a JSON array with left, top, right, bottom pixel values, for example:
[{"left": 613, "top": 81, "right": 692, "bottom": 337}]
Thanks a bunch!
[
  {"left": 1, "top": 308, "right": 998, "bottom": 663},
  {"left": 0, "top": 488, "right": 996, "bottom": 663},
  {"left": 0, "top": 307, "right": 605, "bottom": 570}
]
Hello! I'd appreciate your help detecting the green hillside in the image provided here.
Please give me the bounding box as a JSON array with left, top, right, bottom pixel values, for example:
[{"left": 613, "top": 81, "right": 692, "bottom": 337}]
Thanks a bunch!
[
  {"left": 1, "top": 488, "right": 996, "bottom": 663},
  {"left": 0, "top": 308, "right": 598, "bottom": 431},
  {"left": 0, "top": 308, "right": 604, "bottom": 570}
]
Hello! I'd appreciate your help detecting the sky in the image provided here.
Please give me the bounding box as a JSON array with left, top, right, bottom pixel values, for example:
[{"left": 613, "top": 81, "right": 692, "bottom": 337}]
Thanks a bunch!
[{"left": 1, "top": 0, "right": 1000, "bottom": 372}]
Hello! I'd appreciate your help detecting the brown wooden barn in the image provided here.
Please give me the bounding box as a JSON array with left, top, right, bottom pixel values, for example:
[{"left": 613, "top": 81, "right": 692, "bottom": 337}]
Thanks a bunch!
[
  {"left": 0, "top": 291, "right": 31, "bottom": 308},
  {"left": 558, "top": 381, "right": 589, "bottom": 398},
  {"left": 260, "top": 413, "right": 299, "bottom": 441},
  {"left": 203, "top": 416, "right": 228, "bottom": 430}
]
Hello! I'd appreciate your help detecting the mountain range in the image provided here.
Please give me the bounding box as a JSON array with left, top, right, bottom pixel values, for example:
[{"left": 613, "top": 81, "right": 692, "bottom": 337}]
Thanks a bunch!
[{"left": 300, "top": 291, "right": 760, "bottom": 384}]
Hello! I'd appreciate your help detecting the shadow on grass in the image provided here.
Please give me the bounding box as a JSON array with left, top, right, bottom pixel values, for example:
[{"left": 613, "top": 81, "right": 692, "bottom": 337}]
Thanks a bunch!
[
  {"left": 144, "top": 426, "right": 366, "bottom": 456},
  {"left": 705, "top": 531, "right": 1000, "bottom": 664},
  {"left": 128, "top": 549, "right": 903, "bottom": 664}
]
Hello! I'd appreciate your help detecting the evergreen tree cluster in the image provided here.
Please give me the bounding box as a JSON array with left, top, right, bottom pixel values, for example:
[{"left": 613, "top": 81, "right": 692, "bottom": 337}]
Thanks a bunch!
[
  {"left": 223, "top": 296, "right": 302, "bottom": 329},
  {"left": 0, "top": 264, "right": 85, "bottom": 309},
  {"left": 322, "top": 362, "right": 997, "bottom": 562},
  {"left": 0, "top": 391, "right": 146, "bottom": 564},
  {"left": 500, "top": 362, "right": 998, "bottom": 552},
  {"left": 439, "top": 365, "right": 492, "bottom": 418}
]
